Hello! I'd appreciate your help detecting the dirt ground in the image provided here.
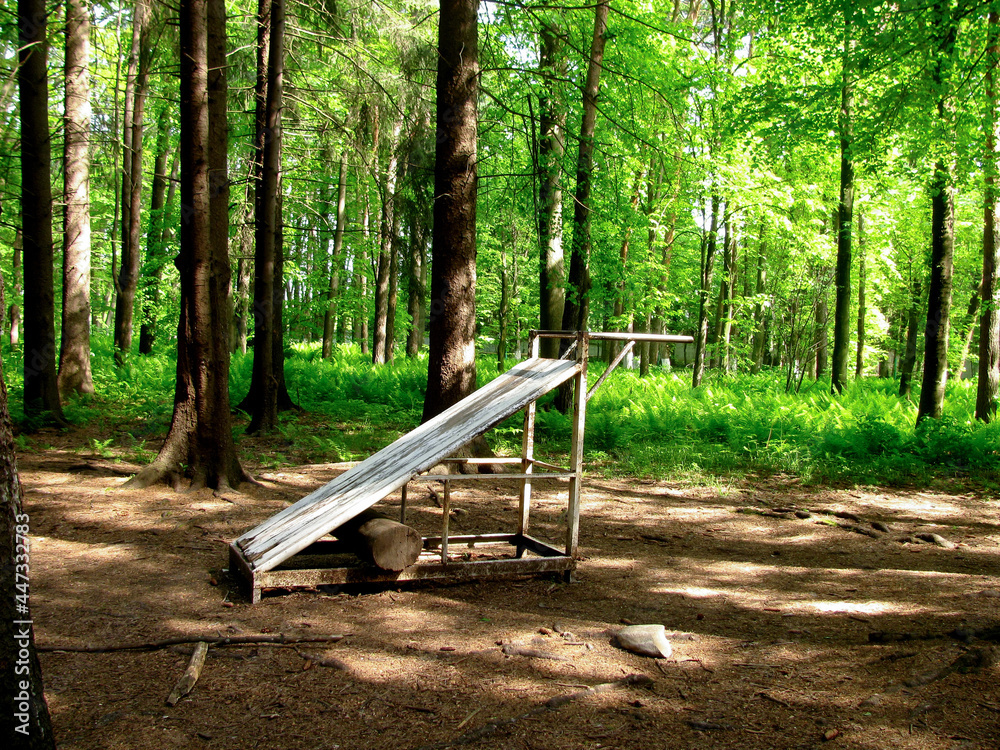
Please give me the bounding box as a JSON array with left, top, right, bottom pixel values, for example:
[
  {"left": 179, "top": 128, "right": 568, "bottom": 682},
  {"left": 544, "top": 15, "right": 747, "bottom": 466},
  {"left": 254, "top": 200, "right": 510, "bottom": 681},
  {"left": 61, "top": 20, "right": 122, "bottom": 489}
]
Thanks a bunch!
[{"left": 18, "top": 430, "right": 1000, "bottom": 750}]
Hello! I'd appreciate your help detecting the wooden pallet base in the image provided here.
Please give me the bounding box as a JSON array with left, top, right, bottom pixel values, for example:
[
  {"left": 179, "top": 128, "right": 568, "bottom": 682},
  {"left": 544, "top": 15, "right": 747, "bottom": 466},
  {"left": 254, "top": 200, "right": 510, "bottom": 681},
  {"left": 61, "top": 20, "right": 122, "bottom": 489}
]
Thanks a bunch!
[{"left": 229, "top": 534, "right": 575, "bottom": 604}]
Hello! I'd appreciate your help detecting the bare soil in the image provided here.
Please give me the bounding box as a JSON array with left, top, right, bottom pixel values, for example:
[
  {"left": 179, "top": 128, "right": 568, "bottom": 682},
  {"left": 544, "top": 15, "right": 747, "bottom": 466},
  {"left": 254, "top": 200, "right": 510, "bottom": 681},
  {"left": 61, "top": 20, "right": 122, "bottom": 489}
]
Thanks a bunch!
[{"left": 19, "top": 428, "right": 1000, "bottom": 750}]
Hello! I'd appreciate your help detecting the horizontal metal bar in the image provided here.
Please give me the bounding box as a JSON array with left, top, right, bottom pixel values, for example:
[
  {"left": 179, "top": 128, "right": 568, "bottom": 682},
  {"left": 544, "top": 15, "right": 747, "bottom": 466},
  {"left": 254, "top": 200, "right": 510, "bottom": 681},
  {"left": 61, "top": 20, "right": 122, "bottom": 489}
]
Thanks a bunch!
[{"left": 530, "top": 329, "right": 693, "bottom": 344}]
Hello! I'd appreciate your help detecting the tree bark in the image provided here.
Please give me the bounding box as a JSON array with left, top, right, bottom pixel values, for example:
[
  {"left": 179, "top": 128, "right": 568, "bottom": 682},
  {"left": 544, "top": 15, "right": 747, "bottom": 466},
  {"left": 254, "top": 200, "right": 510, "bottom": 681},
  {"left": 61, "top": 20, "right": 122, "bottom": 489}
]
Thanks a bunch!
[
  {"left": 917, "top": 1, "right": 957, "bottom": 424},
  {"left": 422, "top": 0, "right": 480, "bottom": 422},
  {"left": 322, "top": 153, "right": 348, "bottom": 359},
  {"left": 114, "top": 0, "right": 152, "bottom": 362},
  {"left": 854, "top": 209, "right": 866, "bottom": 378},
  {"left": 536, "top": 19, "right": 567, "bottom": 359},
  {"left": 8, "top": 229, "right": 21, "bottom": 347},
  {"left": 127, "top": 0, "right": 247, "bottom": 491},
  {"left": 373, "top": 120, "right": 402, "bottom": 365},
  {"left": 18, "top": 0, "right": 65, "bottom": 425},
  {"left": 560, "top": 0, "right": 609, "bottom": 337},
  {"left": 406, "top": 204, "right": 428, "bottom": 357},
  {"left": 831, "top": 13, "right": 854, "bottom": 395},
  {"left": 246, "top": 0, "right": 283, "bottom": 434},
  {"left": 693, "top": 196, "right": 720, "bottom": 388},
  {"left": 139, "top": 107, "right": 175, "bottom": 355},
  {"left": 59, "top": 0, "right": 94, "bottom": 397},
  {"left": 899, "top": 277, "right": 923, "bottom": 399},
  {"left": 0, "top": 284, "right": 56, "bottom": 749},
  {"left": 977, "top": 8, "right": 1000, "bottom": 422},
  {"left": 750, "top": 227, "right": 767, "bottom": 374}
]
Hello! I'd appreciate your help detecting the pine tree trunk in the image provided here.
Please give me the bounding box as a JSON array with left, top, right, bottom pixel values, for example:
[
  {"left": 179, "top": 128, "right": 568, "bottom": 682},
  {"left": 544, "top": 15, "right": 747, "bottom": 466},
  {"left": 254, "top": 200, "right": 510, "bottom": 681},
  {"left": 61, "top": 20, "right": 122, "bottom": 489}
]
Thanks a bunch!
[
  {"left": 139, "top": 107, "right": 172, "bottom": 355},
  {"left": 855, "top": 209, "right": 866, "bottom": 378},
  {"left": 127, "top": 0, "right": 246, "bottom": 491},
  {"left": 373, "top": 121, "right": 402, "bottom": 365},
  {"left": 322, "top": 153, "right": 348, "bottom": 359},
  {"left": 114, "top": 0, "right": 151, "bottom": 362},
  {"left": 405, "top": 208, "right": 427, "bottom": 357},
  {"left": 246, "top": 0, "right": 283, "bottom": 434},
  {"left": 18, "top": 0, "right": 64, "bottom": 425},
  {"left": 0, "top": 285, "right": 56, "bottom": 748},
  {"left": 422, "top": 0, "right": 480, "bottom": 422},
  {"left": 977, "top": 8, "right": 1000, "bottom": 422},
  {"left": 59, "top": 0, "right": 94, "bottom": 396},
  {"left": 536, "top": 20, "right": 566, "bottom": 359},
  {"left": 831, "top": 13, "right": 854, "bottom": 395}
]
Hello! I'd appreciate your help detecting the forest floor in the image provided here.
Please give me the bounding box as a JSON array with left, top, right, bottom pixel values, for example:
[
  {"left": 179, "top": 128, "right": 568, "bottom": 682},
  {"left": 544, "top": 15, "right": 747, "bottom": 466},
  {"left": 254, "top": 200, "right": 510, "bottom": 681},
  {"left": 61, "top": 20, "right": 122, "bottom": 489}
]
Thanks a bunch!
[{"left": 18, "top": 427, "right": 1000, "bottom": 750}]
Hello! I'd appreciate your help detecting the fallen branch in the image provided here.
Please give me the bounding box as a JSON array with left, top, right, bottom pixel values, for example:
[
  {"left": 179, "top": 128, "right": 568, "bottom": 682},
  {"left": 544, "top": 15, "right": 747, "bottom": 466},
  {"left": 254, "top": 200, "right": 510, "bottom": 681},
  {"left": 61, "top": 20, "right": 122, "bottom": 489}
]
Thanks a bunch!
[
  {"left": 38, "top": 633, "right": 347, "bottom": 653},
  {"left": 166, "top": 641, "right": 208, "bottom": 706},
  {"left": 410, "top": 674, "right": 653, "bottom": 750}
]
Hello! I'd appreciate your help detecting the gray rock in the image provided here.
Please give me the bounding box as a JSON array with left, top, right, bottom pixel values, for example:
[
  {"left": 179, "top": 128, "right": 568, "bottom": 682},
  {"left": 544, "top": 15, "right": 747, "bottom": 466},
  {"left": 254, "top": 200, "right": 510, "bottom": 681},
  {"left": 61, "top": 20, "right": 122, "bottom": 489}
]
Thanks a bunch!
[{"left": 612, "top": 624, "right": 673, "bottom": 658}]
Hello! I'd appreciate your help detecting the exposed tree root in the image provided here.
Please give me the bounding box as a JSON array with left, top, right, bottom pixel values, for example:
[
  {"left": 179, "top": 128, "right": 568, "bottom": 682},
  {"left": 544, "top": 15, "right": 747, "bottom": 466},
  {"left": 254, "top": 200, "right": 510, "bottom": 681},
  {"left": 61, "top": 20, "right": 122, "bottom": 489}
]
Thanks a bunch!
[{"left": 37, "top": 633, "right": 347, "bottom": 653}]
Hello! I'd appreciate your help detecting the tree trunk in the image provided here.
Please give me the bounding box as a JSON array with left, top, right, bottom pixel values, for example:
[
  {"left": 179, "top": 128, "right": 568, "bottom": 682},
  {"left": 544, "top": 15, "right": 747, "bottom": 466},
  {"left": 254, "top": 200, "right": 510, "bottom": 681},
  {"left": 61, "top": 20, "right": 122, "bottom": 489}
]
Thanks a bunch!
[
  {"left": 693, "top": 196, "right": 720, "bottom": 387},
  {"left": 854, "top": 208, "right": 866, "bottom": 378},
  {"left": 831, "top": 13, "right": 854, "bottom": 395},
  {"left": 560, "top": 0, "right": 609, "bottom": 337},
  {"left": 8, "top": 229, "right": 21, "bottom": 347},
  {"left": 422, "top": 0, "right": 480, "bottom": 422},
  {"left": 59, "top": 0, "right": 94, "bottom": 397},
  {"left": 405, "top": 206, "right": 428, "bottom": 357},
  {"left": 322, "top": 153, "right": 348, "bottom": 359},
  {"left": 953, "top": 279, "right": 981, "bottom": 380},
  {"left": 246, "top": 0, "right": 283, "bottom": 434},
  {"left": 977, "top": 8, "right": 1000, "bottom": 422},
  {"left": 750, "top": 230, "right": 767, "bottom": 374},
  {"left": 0, "top": 282, "right": 56, "bottom": 748},
  {"left": 373, "top": 121, "right": 402, "bottom": 365},
  {"left": 332, "top": 509, "right": 422, "bottom": 571},
  {"left": 126, "top": 0, "right": 247, "bottom": 491},
  {"left": 18, "top": 0, "right": 65, "bottom": 425},
  {"left": 917, "top": 1, "right": 957, "bottom": 424},
  {"left": 139, "top": 107, "right": 173, "bottom": 355},
  {"left": 536, "top": 20, "right": 566, "bottom": 359},
  {"left": 355, "top": 179, "right": 370, "bottom": 354},
  {"left": 899, "top": 278, "right": 923, "bottom": 399},
  {"left": 114, "top": 0, "right": 152, "bottom": 363}
]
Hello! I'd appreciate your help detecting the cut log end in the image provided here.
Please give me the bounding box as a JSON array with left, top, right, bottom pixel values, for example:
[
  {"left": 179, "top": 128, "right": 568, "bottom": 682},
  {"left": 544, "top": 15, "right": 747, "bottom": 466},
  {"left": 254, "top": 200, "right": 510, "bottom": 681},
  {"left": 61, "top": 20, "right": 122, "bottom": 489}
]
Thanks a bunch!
[{"left": 333, "top": 510, "right": 422, "bottom": 571}]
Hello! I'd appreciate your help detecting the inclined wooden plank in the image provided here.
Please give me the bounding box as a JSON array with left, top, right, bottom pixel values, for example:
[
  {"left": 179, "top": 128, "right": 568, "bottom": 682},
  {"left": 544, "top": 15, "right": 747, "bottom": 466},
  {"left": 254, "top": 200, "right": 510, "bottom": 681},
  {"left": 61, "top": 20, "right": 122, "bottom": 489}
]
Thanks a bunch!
[
  {"left": 240, "top": 358, "right": 571, "bottom": 552},
  {"left": 238, "top": 357, "right": 566, "bottom": 549},
  {"left": 238, "top": 357, "right": 580, "bottom": 573}
]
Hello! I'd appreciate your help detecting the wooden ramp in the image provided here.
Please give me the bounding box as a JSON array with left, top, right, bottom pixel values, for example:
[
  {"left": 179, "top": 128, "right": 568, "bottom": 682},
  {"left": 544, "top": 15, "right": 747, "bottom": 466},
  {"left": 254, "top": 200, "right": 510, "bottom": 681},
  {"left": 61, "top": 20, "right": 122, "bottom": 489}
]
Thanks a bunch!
[{"left": 234, "top": 356, "right": 580, "bottom": 575}]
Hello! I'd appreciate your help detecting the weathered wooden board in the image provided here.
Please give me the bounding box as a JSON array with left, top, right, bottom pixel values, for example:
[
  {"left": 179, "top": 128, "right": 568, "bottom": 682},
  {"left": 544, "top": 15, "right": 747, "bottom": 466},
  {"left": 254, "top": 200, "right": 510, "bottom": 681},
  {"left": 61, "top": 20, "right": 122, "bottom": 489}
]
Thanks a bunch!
[{"left": 235, "top": 357, "right": 581, "bottom": 574}]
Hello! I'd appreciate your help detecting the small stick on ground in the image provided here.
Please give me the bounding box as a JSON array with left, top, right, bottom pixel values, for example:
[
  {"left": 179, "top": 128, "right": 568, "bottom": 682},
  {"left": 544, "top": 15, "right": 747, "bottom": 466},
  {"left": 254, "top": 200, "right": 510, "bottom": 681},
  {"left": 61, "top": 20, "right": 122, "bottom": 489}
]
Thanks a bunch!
[
  {"left": 166, "top": 641, "right": 208, "bottom": 706},
  {"left": 38, "top": 633, "right": 347, "bottom": 653}
]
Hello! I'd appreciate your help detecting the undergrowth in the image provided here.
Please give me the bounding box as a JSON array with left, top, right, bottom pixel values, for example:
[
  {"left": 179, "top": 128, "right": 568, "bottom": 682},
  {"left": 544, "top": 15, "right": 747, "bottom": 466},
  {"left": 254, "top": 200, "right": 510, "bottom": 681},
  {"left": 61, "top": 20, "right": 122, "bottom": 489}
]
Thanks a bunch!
[{"left": 3, "top": 335, "right": 998, "bottom": 488}]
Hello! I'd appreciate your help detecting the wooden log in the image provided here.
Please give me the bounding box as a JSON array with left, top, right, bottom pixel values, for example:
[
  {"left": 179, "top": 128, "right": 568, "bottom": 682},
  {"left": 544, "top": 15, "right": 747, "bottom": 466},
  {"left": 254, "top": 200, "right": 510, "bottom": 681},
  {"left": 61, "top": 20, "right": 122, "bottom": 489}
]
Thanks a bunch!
[
  {"left": 332, "top": 509, "right": 422, "bottom": 571},
  {"left": 166, "top": 641, "right": 208, "bottom": 706}
]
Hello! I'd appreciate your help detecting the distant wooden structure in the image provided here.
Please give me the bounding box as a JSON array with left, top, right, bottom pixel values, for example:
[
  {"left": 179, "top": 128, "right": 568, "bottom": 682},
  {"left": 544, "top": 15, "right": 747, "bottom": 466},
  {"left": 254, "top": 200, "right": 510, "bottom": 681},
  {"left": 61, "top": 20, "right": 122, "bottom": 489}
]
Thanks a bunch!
[{"left": 229, "top": 330, "right": 693, "bottom": 602}]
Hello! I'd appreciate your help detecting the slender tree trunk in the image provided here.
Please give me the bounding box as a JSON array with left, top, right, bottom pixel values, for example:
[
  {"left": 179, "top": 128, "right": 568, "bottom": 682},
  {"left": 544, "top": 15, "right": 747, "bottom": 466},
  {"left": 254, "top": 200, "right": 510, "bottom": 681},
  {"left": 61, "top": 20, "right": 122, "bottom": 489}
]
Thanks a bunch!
[
  {"left": 59, "top": 0, "right": 94, "bottom": 397},
  {"left": 693, "top": 196, "right": 720, "bottom": 387},
  {"left": 750, "top": 230, "right": 767, "bottom": 374},
  {"left": 355, "top": 180, "right": 371, "bottom": 353},
  {"left": 139, "top": 108, "right": 173, "bottom": 355},
  {"left": 917, "top": 1, "right": 957, "bottom": 424},
  {"left": 406, "top": 207, "right": 428, "bottom": 357},
  {"left": 373, "top": 121, "right": 402, "bottom": 364},
  {"left": 560, "top": 0, "right": 609, "bottom": 337},
  {"left": 385, "top": 184, "right": 404, "bottom": 363},
  {"left": 422, "top": 0, "right": 480, "bottom": 422},
  {"left": 977, "top": 8, "right": 1000, "bottom": 421},
  {"left": 322, "top": 153, "right": 348, "bottom": 359},
  {"left": 536, "top": 20, "right": 566, "bottom": 358},
  {"left": 815, "top": 291, "right": 829, "bottom": 378},
  {"left": 854, "top": 209, "right": 866, "bottom": 378},
  {"left": 0, "top": 286, "right": 56, "bottom": 749},
  {"left": 899, "top": 278, "right": 923, "bottom": 399},
  {"left": 128, "top": 0, "right": 246, "bottom": 490},
  {"left": 114, "top": 0, "right": 152, "bottom": 362},
  {"left": 8, "top": 230, "right": 21, "bottom": 347},
  {"left": 18, "top": 0, "right": 65, "bottom": 424},
  {"left": 953, "top": 279, "right": 981, "bottom": 380},
  {"left": 232, "top": 160, "right": 255, "bottom": 353},
  {"left": 246, "top": 0, "right": 283, "bottom": 434},
  {"left": 831, "top": 13, "right": 854, "bottom": 395}
]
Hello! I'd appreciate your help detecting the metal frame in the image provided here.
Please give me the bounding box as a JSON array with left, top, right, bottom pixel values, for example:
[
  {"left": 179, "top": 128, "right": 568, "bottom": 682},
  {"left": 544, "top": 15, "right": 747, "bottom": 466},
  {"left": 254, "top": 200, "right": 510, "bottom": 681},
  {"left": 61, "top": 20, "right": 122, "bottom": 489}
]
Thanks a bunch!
[{"left": 229, "top": 330, "right": 692, "bottom": 603}]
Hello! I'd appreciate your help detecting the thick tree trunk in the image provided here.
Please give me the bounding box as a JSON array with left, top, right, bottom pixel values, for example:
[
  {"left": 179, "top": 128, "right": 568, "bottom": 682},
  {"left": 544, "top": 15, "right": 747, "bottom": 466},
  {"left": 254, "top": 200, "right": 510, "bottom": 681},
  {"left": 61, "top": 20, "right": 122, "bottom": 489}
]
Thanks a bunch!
[
  {"left": 0, "top": 282, "right": 56, "bottom": 748},
  {"left": 246, "top": 0, "right": 283, "bottom": 434},
  {"left": 18, "top": 0, "right": 64, "bottom": 425},
  {"left": 693, "top": 196, "right": 720, "bottom": 387},
  {"left": 127, "top": 0, "right": 246, "bottom": 491},
  {"left": 560, "top": 0, "right": 609, "bottom": 337},
  {"left": 59, "top": 0, "right": 94, "bottom": 397},
  {"left": 977, "top": 9, "right": 1000, "bottom": 422},
  {"left": 322, "top": 153, "right": 348, "bottom": 359},
  {"left": 536, "top": 20, "right": 566, "bottom": 359},
  {"left": 831, "top": 14, "right": 854, "bottom": 395},
  {"left": 114, "top": 0, "right": 152, "bottom": 362},
  {"left": 422, "top": 0, "right": 480, "bottom": 422}
]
